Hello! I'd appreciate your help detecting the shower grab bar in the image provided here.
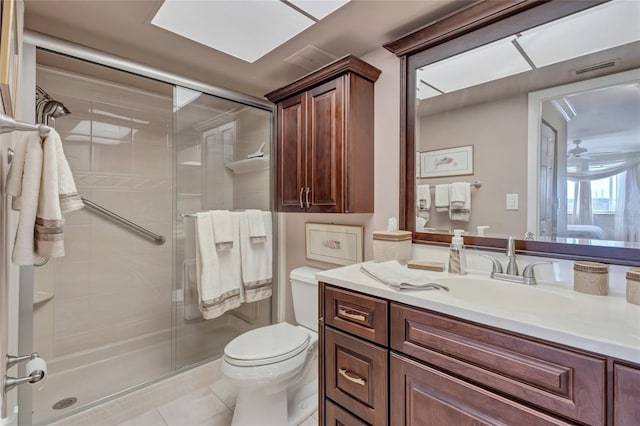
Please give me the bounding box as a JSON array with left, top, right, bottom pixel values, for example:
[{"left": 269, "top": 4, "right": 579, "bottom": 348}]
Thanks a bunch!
[
  {"left": 81, "top": 196, "right": 166, "bottom": 245},
  {"left": 0, "top": 113, "right": 51, "bottom": 136}
]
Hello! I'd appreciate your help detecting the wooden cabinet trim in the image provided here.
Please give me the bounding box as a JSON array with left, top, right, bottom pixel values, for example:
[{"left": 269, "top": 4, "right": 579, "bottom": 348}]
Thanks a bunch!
[{"left": 265, "top": 55, "right": 381, "bottom": 103}]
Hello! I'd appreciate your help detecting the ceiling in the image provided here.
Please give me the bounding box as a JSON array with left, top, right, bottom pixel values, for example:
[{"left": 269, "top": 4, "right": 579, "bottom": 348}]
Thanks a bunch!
[{"left": 23, "top": 0, "right": 473, "bottom": 99}]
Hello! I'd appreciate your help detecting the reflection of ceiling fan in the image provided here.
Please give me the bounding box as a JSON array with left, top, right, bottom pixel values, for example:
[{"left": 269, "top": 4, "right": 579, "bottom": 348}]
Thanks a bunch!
[{"left": 568, "top": 139, "right": 588, "bottom": 158}]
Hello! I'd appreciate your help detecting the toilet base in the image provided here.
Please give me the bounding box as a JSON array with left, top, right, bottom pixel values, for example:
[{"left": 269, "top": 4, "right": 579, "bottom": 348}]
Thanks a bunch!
[
  {"left": 232, "top": 389, "right": 287, "bottom": 426},
  {"left": 231, "top": 377, "right": 318, "bottom": 426}
]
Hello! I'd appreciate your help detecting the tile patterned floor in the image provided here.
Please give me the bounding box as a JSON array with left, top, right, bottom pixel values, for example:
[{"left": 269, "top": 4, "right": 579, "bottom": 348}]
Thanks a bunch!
[{"left": 50, "top": 359, "right": 318, "bottom": 426}]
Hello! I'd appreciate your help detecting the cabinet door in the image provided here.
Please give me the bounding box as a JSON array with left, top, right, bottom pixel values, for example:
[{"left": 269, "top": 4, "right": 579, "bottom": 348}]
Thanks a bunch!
[
  {"left": 277, "top": 93, "right": 306, "bottom": 211},
  {"left": 307, "top": 78, "right": 344, "bottom": 213},
  {"left": 390, "top": 354, "right": 573, "bottom": 426},
  {"left": 613, "top": 363, "right": 640, "bottom": 426}
]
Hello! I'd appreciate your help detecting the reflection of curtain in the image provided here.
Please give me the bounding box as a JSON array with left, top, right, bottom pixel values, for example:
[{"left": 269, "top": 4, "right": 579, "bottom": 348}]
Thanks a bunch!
[
  {"left": 615, "top": 164, "right": 640, "bottom": 242},
  {"left": 567, "top": 157, "right": 640, "bottom": 181},
  {"left": 572, "top": 180, "right": 593, "bottom": 225}
]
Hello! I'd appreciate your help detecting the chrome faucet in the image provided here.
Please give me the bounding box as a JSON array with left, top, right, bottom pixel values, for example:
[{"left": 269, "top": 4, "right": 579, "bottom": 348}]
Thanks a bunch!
[{"left": 483, "top": 236, "right": 552, "bottom": 285}]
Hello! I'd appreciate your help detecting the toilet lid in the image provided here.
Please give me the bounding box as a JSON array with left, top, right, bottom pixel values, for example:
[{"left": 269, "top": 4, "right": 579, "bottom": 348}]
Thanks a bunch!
[{"left": 224, "top": 323, "right": 310, "bottom": 365}]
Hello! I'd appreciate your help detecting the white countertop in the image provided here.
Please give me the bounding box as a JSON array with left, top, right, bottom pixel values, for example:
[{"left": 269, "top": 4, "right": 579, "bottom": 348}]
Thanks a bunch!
[{"left": 317, "top": 262, "right": 640, "bottom": 364}]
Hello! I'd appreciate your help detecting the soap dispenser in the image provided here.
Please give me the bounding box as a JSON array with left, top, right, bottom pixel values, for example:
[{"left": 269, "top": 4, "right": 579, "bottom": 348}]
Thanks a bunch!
[{"left": 448, "top": 229, "right": 468, "bottom": 275}]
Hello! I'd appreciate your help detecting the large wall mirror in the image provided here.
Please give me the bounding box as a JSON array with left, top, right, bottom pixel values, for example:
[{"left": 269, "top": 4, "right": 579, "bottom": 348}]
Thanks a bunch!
[{"left": 385, "top": 0, "right": 640, "bottom": 265}]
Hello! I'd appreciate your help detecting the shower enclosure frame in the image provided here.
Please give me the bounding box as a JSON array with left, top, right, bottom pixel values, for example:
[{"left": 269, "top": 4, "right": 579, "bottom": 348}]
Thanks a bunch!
[{"left": 16, "top": 29, "right": 279, "bottom": 426}]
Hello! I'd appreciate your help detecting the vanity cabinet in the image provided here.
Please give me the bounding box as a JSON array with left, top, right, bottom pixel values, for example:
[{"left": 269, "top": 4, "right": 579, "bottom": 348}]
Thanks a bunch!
[
  {"left": 319, "top": 283, "right": 639, "bottom": 426},
  {"left": 613, "top": 363, "right": 640, "bottom": 426},
  {"left": 265, "top": 55, "right": 380, "bottom": 213}
]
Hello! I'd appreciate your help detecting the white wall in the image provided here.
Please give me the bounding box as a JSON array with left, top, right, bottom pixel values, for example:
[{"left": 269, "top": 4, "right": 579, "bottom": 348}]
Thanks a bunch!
[{"left": 282, "top": 47, "right": 400, "bottom": 323}]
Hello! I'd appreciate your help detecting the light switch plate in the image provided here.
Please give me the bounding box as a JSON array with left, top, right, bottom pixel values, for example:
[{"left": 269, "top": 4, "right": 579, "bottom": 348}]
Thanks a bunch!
[{"left": 506, "top": 193, "right": 519, "bottom": 210}]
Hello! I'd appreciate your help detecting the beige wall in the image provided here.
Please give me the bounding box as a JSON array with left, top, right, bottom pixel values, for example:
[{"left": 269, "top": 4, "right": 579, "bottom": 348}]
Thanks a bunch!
[
  {"left": 283, "top": 47, "right": 400, "bottom": 323},
  {"left": 418, "top": 95, "right": 529, "bottom": 238}
]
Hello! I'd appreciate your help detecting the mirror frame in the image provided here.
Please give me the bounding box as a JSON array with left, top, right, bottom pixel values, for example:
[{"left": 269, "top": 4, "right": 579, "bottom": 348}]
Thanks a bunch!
[{"left": 384, "top": 0, "right": 640, "bottom": 266}]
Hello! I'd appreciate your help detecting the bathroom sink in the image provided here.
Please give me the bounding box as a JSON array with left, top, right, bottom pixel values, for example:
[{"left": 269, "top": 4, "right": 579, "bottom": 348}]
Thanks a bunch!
[{"left": 436, "top": 276, "right": 579, "bottom": 315}]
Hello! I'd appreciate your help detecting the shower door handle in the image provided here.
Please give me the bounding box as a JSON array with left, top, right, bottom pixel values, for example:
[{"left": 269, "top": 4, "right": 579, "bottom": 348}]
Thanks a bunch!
[
  {"left": 305, "top": 187, "right": 310, "bottom": 208},
  {"left": 299, "top": 187, "right": 304, "bottom": 209}
]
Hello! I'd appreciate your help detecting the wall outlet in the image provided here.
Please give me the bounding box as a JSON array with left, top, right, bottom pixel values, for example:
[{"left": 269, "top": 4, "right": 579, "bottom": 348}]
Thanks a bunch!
[{"left": 506, "top": 193, "right": 519, "bottom": 210}]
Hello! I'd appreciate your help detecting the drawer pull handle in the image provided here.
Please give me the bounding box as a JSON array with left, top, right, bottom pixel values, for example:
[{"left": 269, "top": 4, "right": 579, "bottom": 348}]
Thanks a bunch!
[
  {"left": 338, "top": 308, "right": 367, "bottom": 322},
  {"left": 299, "top": 187, "right": 304, "bottom": 209},
  {"left": 338, "top": 368, "right": 366, "bottom": 386}
]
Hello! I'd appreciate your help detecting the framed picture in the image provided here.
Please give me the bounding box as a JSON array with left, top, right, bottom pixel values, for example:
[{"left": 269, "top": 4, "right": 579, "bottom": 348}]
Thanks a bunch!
[
  {"left": 1, "top": 0, "right": 18, "bottom": 117},
  {"left": 420, "top": 145, "right": 474, "bottom": 178},
  {"left": 305, "top": 223, "right": 364, "bottom": 266}
]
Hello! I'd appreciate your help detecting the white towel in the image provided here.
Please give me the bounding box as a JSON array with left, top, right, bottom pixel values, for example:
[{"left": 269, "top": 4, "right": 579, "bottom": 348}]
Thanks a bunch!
[
  {"left": 195, "top": 212, "right": 242, "bottom": 319},
  {"left": 434, "top": 184, "right": 450, "bottom": 212},
  {"left": 210, "top": 210, "right": 233, "bottom": 250},
  {"left": 6, "top": 130, "right": 83, "bottom": 264},
  {"left": 360, "top": 261, "right": 448, "bottom": 291},
  {"left": 246, "top": 209, "right": 266, "bottom": 244},
  {"left": 239, "top": 211, "right": 272, "bottom": 303},
  {"left": 6, "top": 133, "right": 45, "bottom": 265},
  {"left": 449, "top": 182, "right": 471, "bottom": 222},
  {"left": 417, "top": 184, "right": 431, "bottom": 210}
]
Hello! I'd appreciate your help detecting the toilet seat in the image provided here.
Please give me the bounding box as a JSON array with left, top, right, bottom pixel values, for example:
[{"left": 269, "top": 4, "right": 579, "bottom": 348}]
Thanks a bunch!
[{"left": 224, "top": 323, "right": 311, "bottom": 367}]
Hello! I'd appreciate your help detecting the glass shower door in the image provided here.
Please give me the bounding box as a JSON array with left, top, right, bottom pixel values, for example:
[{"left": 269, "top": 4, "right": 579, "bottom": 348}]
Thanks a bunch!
[
  {"left": 174, "top": 87, "right": 273, "bottom": 369},
  {"left": 29, "top": 52, "right": 175, "bottom": 425}
]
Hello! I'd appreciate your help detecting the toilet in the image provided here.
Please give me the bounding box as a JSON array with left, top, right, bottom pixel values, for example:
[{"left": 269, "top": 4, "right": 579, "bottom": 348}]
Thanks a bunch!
[{"left": 222, "top": 266, "right": 320, "bottom": 426}]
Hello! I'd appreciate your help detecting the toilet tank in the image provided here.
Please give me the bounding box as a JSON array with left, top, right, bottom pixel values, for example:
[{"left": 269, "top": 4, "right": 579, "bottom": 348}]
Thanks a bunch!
[{"left": 290, "top": 266, "right": 321, "bottom": 332}]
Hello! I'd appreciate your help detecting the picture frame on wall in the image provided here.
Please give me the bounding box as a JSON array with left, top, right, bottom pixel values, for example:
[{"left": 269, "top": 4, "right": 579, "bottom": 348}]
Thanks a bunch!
[
  {"left": 1, "top": 0, "right": 19, "bottom": 117},
  {"left": 420, "top": 145, "right": 474, "bottom": 178},
  {"left": 305, "top": 223, "right": 364, "bottom": 266}
]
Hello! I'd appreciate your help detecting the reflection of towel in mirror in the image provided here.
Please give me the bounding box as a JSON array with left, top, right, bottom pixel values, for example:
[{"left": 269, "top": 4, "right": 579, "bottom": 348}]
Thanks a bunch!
[
  {"left": 449, "top": 182, "right": 470, "bottom": 221},
  {"left": 435, "top": 184, "right": 449, "bottom": 212}
]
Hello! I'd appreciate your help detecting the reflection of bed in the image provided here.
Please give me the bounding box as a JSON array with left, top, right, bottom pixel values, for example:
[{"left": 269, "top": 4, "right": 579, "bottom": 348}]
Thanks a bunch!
[{"left": 567, "top": 225, "right": 607, "bottom": 240}]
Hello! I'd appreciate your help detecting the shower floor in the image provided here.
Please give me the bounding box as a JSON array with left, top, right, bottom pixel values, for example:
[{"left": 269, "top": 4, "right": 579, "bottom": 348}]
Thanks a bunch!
[{"left": 33, "top": 315, "right": 250, "bottom": 425}]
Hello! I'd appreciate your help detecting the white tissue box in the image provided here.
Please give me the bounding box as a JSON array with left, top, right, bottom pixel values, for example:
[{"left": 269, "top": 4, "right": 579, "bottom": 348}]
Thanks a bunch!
[{"left": 373, "top": 231, "right": 412, "bottom": 264}]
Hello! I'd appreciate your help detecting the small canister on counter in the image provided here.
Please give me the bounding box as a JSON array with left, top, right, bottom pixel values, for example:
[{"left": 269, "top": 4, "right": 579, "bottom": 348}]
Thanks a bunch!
[
  {"left": 573, "top": 261, "right": 609, "bottom": 295},
  {"left": 626, "top": 270, "right": 640, "bottom": 305},
  {"left": 373, "top": 231, "right": 412, "bottom": 265}
]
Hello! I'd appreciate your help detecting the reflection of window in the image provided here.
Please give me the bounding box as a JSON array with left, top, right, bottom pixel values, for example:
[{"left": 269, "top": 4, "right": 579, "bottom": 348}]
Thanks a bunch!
[{"left": 568, "top": 175, "right": 619, "bottom": 213}]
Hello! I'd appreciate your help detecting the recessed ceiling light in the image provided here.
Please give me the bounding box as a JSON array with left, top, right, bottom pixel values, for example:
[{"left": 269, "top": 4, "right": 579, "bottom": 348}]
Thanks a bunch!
[{"left": 151, "top": 0, "right": 349, "bottom": 63}]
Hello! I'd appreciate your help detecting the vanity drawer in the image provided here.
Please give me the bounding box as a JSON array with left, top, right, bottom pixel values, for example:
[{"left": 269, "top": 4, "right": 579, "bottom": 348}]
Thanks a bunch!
[
  {"left": 391, "top": 303, "right": 606, "bottom": 426},
  {"left": 325, "top": 285, "right": 388, "bottom": 345},
  {"left": 325, "top": 328, "right": 387, "bottom": 426},
  {"left": 326, "top": 399, "right": 370, "bottom": 426},
  {"left": 390, "top": 353, "right": 574, "bottom": 426}
]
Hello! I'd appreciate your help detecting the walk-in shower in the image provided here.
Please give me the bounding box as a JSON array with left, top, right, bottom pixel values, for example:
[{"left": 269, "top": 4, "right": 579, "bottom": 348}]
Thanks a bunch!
[{"left": 17, "top": 42, "right": 275, "bottom": 425}]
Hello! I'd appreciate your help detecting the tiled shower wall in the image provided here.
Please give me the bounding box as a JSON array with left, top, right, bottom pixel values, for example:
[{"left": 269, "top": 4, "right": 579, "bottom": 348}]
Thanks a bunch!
[{"left": 33, "top": 66, "right": 174, "bottom": 360}]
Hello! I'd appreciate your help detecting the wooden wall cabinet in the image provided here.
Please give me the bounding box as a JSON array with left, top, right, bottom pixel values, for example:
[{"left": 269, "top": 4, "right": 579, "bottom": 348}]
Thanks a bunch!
[
  {"left": 265, "top": 56, "right": 380, "bottom": 213},
  {"left": 319, "top": 283, "right": 640, "bottom": 426}
]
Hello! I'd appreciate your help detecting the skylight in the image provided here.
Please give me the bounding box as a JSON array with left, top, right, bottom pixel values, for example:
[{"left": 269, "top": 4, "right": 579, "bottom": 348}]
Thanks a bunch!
[{"left": 151, "top": 0, "right": 350, "bottom": 63}]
